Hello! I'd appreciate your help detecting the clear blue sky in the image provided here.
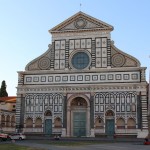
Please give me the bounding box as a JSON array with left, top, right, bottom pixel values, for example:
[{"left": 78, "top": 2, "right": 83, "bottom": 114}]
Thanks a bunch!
[{"left": 0, "top": 0, "right": 150, "bottom": 96}]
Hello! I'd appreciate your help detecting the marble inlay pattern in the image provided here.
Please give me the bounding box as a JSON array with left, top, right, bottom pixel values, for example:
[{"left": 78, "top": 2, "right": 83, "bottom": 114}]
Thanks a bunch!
[
  {"left": 74, "top": 18, "right": 87, "bottom": 29},
  {"left": 38, "top": 57, "right": 51, "bottom": 70},
  {"left": 111, "top": 54, "right": 125, "bottom": 67}
]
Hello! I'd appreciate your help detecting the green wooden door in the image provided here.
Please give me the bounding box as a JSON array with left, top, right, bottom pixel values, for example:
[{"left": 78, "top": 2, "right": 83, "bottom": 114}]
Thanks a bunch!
[
  {"left": 44, "top": 119, "right": 52, "bottom": 135},
  {"left": 105, "top": 119, "right": 115, "bottom": 136},
  {"left": 73, "top": 112, "right": 86, "bottom": 137}
]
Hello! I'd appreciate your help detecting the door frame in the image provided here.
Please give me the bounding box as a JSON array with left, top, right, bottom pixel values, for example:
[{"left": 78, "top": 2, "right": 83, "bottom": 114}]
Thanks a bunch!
[
  {"left": 44, "top": 119, "right": 52, "bottom": 135},
  {"left": 72, "top": 111, "right": 86, "bottom": 137},
  {"left": 105, "top": 119, "right": 115, "bottom": 136},
  {"left": 66, "top": 94, "right": 90, "bottom": 137}
]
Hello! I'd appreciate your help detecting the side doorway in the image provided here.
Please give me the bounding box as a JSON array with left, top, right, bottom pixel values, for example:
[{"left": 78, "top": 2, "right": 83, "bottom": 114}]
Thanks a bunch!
[
  {"left": 44, "top": 110, "right": 52, "bottom": 135},
  {"left": 105, "top": 119, "right": 115, "bottom": 136},
  {"left": 44, "top": 119, "right": 52, "bottom": 135},
  {"left": 105, "top": 110, "right": 115, "bottom": 137}
]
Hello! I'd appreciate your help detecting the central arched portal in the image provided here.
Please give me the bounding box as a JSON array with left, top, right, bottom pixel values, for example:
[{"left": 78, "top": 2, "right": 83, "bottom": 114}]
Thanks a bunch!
[{"left": 67, "top": 95, "right": 90, "bottom": 137}]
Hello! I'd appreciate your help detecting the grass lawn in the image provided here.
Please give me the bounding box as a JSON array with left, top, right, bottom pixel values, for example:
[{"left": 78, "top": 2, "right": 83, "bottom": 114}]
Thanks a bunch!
[{"left": 0, "top": 143, "right": 45, "bottom": 150}]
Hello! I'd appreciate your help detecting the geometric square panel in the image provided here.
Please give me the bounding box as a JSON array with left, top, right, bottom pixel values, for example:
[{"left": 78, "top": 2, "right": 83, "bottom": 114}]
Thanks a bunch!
[
  {"left": 100, "top": 75, "right": 106, "bottom": 80},
  {"left": 48, "top": 76, "right": 53, "bottom": 82},
  {"left": 41, "top": 76, "right": 46, "bottom": 82},
  {"left": 85, "top": 75, "right": 90, "bottom": 81},
  {"left": 70, "top": 75, "right": 75, "bottom": 81},
  {"left": 123, "top": 74, "right": 130, "bottom": 80},
  {"left": 81, "top": 39, "right": 86, "bottom": 48},
  {"left": 115, "top": 74, "right": 122, "bottom": 80},
  {"left": 86, "top": 39, "right": 91, "bottom": 48},
  {"left": 102, "top": 48, "right": 107, "bottom": 57},
  {"left": 102, "top": 57, "right": 107, "bottom": 67},
  {"left": 69, "top": 40, "right": 74, "bottom": 49},
  {"left": 107, "top": 74, "right": 114, "bottom": 80},
  {"left": 60, "top": 50, "right": 65, "bottom": 59},
  {"left": 96, "top": 48, "right": 101, "bottom": 57},
  {"left": 96, "top": 38, "right": 101, "bottom": 48},
  {"left": 54, "top": 60, "right": 60, "bottom": 70},
  {"left": 60, "top": 60, "right": 65, "bottom": 69},
  {"left": 33, "top": 76, "right": 39, "bottom": 82},
  {"left": 131, "top": 73, "right": 138, "bottom": 80},
  {"left": 62, "top": 76, "right": 68, "bottom": 81},
  {"left": 55, "top": 76, "right": 61, "bottom": 82},
  {"left": 96, "top": 58, "right": 102, "bottom": 68},
  {"left": 102, "top": 38, "right": 107, "bottom": 47},
  {"left": 55, "top": 41, "right": 60, "bottom": 50},
  {"left": 92, "top": 75, "right": 98, "bottom": 81},
  {"left": 75, "top": 39, "right": 80, "bottom": 49},
  {"left": 55, "top": 50, "right": 60, "bottom": 59},
  {"left": 26, "top": 77, "right": 32, "bottom": 82},
  {"left": 61, "top": 40, "right": 65, "bottom": 49},
  {"left": 77, "top": 75, "right": 83, "bottom": 81}
]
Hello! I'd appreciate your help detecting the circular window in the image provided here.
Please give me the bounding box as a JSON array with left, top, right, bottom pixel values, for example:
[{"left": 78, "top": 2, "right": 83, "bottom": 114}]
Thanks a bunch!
[
  {"left": 71, "top": 51, "right": 90, "bottom": 70},
  {"left": 74, "top": 18, "right": 87, "bottom": 29}
]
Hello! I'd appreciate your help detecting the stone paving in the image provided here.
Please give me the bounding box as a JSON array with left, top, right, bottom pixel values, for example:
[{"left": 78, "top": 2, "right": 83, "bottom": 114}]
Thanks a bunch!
[
  {"left": 14, "top": 141, "right": 150, "bottom": 150},
  {"left": 1, "top": 137, "right": 149, "bottom": 150}
]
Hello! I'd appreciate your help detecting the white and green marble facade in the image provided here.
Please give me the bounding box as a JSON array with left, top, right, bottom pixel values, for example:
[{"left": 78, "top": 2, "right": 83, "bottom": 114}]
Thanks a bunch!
[{"left": 16, "top": 12, "right": 148, "bottom": 138}]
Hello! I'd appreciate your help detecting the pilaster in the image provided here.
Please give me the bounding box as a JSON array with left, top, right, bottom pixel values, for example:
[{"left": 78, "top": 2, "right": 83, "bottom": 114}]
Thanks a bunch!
[
  {"left": 141, "top": 91, "right": 148, "bottom": 129},
  {"left": 141, "top": 68, "right": 146, "bottom": 82},
  {"left": 65, "top": 40, "right": 69, "bottom": 69},
  {"left": 66, "top": 106, "right": 71, "bottom": 137},
  {"left": 50, "top": 42, "right": 55, "bottom": 69},
  {"left": 91, "top": 39, "right": 96, "bottom": 68},
  {"left": 147, "top": 115, "right": 150, "bottom": 138},
  {"left": 107, "top": 38, "right": 111, "bottom": 67},
  {"left": 15, "top": 94, "right": 23, "bottom": 132}
]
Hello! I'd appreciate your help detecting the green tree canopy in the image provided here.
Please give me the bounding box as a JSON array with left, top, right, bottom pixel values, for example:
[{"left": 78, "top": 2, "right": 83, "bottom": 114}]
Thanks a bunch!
[{"left": 0, "top": 80, "right": 8, "bottom": 97}]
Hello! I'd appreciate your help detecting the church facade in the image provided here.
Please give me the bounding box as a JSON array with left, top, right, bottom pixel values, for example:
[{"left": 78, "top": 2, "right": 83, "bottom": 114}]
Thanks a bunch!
[{"left": 16, "top": 12, "right": 148, "bottom": 138}]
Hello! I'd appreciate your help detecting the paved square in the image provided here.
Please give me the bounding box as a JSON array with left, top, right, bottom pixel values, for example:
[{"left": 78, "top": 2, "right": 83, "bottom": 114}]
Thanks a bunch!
[{"left": 14, "top": 141, "right": 150, "bottom": 150}]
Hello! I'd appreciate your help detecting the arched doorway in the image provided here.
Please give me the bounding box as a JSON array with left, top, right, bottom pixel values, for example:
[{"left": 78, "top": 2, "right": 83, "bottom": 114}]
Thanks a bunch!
[
  {"left": 44, "top": 110, "right": 52, "bottom": 135},
  {"left": 105, "top": 110, "right": 115, "bottom": 136},
  {"left": 67, "top": 95, "right": 90, "bottom": 137}
]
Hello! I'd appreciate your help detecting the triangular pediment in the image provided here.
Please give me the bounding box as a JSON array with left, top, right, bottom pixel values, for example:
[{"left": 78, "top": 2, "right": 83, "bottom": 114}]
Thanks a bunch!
[{"left": 49, "top": 11, "right": 113, "bottom": 33}]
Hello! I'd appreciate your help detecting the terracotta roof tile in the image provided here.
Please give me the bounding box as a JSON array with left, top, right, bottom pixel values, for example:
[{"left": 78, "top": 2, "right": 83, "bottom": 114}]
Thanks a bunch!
[{"left": 0, "top": 96, "right": 16, "bottom": 102}]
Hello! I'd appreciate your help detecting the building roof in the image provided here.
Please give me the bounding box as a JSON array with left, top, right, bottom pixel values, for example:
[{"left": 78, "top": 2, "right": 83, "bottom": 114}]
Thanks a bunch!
[{"left": 0, "top": 96, "right": 16, "bottom": 103}]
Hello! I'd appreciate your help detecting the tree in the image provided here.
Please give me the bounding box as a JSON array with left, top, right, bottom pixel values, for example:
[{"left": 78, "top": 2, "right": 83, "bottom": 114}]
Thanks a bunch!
[{"left": 0, "top": 80, "right": 8, "bottom": 97}]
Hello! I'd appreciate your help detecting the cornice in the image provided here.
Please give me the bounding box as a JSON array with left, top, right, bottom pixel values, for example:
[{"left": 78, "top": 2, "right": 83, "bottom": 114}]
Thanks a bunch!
[
  {"left": 18, "top": 66, "right": 142, "bottom": 75},
  {"left": 17, "top": 82, "right": 147, "bottom": 94},
  {"left": 50, "top": 27, "right": 113, "bottom": 34}
]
